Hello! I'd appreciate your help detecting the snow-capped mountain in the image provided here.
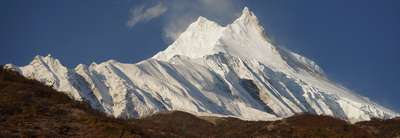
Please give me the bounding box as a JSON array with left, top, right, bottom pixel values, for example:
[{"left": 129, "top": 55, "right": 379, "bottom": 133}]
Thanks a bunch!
[{"left": 5, "top": 7, "right": 398, "bottom": 122}]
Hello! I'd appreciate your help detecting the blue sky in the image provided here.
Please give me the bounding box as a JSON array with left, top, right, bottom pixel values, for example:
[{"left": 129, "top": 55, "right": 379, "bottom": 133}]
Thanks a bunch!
[{"left": 1, "top": 0, "right": 399, "bottom": 112}]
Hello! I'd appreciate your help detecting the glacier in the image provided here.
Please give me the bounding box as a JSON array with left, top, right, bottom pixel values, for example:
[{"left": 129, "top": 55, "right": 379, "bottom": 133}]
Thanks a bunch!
[{"left": 4, "top": 7, "right": 398, "bottom": 123}]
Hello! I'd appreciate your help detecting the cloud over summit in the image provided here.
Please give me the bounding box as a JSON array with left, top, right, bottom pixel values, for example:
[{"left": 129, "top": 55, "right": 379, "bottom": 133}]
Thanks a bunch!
[
  {"left": 126, "top": 2, "right": 168, "bottom": 28},
  {"left": 127, "top": 0, "right": 244, "bottom": 43},
  {"left": 162, "top": 0, "right": 244, "bottom": 42}
]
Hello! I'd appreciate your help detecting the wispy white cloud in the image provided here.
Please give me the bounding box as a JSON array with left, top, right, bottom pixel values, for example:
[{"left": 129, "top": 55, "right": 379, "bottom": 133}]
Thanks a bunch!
[
  {"left": 126, "top": 2, "right": 168, "bottom": 28},
  {"left": 126, "top": 0, "right": 244, "bottom": 42}
]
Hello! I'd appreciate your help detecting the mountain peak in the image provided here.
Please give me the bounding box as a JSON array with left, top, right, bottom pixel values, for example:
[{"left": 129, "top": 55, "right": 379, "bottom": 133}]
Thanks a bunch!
[
  {"left": 195, "top": 16, "right": 210, "bottom": 23},
  {"left": 153, "top": 7, "right": 264, "bottom": 61},
  {"left": 33, "top": 54, "right": 55, "bottom": 61},
  {"left": 46, "top": 54, "right": 53, "bottom": 58},
  {"left": 234, "top": 6, "right": 259, "bottom": 26},
  {"left": 187, "top": 16, "right": 222, "bottom": 31},
  {"left": 241, "top": 7, "right": 252, "bottom": 17},
  {"left": 29, "top": 54, "right": 66, "bottom": 73},
  {"left": 153, "top": 15, "right": 225, "bottom": 60}
]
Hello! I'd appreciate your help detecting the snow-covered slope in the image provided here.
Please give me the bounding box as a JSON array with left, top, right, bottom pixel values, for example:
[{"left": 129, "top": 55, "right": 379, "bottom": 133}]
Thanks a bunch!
[{"left": 5, "top": 7, "right": 398, "bottom": 122}]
